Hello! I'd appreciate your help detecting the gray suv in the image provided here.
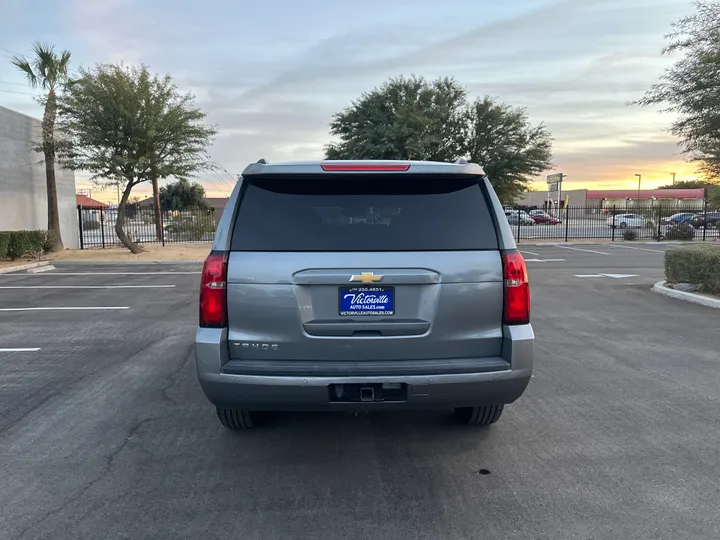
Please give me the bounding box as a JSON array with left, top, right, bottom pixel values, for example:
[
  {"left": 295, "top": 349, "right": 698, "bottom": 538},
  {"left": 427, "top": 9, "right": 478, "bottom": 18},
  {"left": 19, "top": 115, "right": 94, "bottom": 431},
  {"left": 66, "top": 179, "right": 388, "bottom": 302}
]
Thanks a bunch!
[{"left": 196, "top": 160, "right": 533, "bottom": 429}]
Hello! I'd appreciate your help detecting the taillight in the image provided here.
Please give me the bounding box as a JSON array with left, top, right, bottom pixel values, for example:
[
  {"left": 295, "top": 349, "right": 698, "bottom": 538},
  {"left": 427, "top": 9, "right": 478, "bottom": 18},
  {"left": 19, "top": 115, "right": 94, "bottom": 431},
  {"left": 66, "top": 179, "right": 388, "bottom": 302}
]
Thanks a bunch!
[
  {"left": 502, "top": 251, "right": 530, "bottom": 325},
  {"left": 320, "top": 163, "right": 411, "bottom": 171},
  {"left": 199, "top": 251, "right": 228, "bottom": 328}
]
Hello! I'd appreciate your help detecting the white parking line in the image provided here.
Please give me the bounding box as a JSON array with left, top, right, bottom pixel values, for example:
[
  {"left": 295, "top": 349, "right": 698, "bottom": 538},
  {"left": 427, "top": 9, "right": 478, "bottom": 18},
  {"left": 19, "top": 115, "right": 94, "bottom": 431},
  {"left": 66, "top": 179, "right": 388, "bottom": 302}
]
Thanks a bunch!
[
  {"left": 0, "top": 348, "right": 40, "bottom": 352},
  {"left": 605, "top": 244, "right": 665, "bottom": 253},
  {"left": 520, "top": 249, "right": 541, "bottom": 256},
  {"left": 574, "top": 274, "right": 639, "bottom": 279},
  {"left": 0, "top": 307, "right": 129, "bottom": 312},
  {"left": 554, "top": 245, "right": 610, "bottom": 255},
  {"left": 0, "top": 272, "right": 200, "bottom": 276},
  {"left": 524, "top": 259, "right": 566, "bottom": 262},
  {"left": 0, "top": 285, "right": 176, "bottom": 289}
]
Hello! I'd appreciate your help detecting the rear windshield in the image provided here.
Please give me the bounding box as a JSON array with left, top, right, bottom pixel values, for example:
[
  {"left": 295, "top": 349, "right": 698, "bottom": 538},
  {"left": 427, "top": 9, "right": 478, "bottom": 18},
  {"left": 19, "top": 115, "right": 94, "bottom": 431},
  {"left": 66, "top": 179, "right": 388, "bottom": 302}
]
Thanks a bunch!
[{"left": 230, "top": 175, "right": 498, "bottom": 252}]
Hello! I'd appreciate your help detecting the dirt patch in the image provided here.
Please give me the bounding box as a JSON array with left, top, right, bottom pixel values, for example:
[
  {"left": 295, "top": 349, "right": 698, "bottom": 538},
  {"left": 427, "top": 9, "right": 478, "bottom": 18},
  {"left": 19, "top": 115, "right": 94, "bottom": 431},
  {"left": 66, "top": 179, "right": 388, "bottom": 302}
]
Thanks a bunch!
[
  {"left": 46, "top": 243, "right": 212, "bottom": 262},
  {"left": 0, "top": 258, "right": 43, "bottom": 270}
]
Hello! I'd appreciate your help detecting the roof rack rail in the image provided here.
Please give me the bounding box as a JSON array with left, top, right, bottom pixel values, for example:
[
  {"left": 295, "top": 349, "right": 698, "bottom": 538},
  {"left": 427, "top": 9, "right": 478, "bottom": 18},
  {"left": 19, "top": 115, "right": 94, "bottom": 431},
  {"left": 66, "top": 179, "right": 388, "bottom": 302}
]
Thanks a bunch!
[
  {"left": 256, "top": 158, "right": 268, "bottom": 164},
  {"left": 454, "top": 157, "right": 468, "bottom": 165}
]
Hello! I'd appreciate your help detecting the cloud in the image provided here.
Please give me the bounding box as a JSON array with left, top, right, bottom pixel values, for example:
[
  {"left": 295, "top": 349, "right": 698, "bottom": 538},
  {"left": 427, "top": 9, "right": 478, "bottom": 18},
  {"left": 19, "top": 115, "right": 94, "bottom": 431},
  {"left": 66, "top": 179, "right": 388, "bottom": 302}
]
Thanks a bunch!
[
  {"left": 540, "top": 138, "right": 691, "bottom": 188},
  {"left": 226, "top": 0, "right": 607, "bottom": 107},
  {"left": 10, "top": 0, "right": 698, "bottom": 195},
  {"left": 167, "top": 0, "right": 690, "bottom": 180},
  {"left": 68, "top": 0, "right": 159, "bottom": 64}
]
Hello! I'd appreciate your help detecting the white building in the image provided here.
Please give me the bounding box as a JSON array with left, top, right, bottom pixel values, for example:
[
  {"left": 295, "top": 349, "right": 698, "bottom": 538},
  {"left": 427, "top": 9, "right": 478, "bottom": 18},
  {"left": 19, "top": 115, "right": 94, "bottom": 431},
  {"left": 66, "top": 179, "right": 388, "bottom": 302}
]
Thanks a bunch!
[{"left": 0, "top": 105, "right": 78, "bottom": 248}]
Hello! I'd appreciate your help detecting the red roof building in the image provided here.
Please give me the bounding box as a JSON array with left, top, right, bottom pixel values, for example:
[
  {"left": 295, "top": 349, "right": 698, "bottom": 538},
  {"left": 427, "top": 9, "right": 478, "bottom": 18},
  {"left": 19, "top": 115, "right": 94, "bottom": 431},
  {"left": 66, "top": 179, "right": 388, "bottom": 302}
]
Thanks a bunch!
[
  {"left": 518, "top": 187, "right": 706, "bottom": 210},
  {"left": 76, "top": 194, "right": 108, "bottom": 208}
]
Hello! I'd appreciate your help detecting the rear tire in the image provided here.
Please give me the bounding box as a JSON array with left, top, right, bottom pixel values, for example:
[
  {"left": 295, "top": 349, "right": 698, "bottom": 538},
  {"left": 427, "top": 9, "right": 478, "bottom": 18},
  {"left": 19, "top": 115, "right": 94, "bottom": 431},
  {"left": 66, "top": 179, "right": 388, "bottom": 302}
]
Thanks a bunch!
[
  {"left": 216, "top": 407, "right": 257, "bottom": 430},
  {"left": 619, "top": 222, "right": 627, "bottom": 229},
  {"left": 454, "top": 405, "right": 504, "bottom": 426}
]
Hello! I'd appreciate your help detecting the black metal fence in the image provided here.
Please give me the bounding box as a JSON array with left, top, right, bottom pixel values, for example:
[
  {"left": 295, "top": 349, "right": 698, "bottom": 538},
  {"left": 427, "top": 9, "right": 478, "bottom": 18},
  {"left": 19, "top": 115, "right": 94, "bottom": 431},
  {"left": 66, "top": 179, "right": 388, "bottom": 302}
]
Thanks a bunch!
[
  {"left": 507, "top": 203, "right": 720, "bottom": 242},
  {"left": 77, "top": 204, "right": 217, "bottom": 249},
  {"left": 78, "top": 202, "right": 719, "bottom": 248}
]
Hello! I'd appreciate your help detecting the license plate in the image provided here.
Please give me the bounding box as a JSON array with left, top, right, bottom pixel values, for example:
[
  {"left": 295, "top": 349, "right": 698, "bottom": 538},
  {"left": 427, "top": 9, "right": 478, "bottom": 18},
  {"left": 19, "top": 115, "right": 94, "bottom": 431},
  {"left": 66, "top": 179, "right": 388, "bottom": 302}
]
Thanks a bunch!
[{"left": 339, "top": 287, "right": 394, "bottom": 316}]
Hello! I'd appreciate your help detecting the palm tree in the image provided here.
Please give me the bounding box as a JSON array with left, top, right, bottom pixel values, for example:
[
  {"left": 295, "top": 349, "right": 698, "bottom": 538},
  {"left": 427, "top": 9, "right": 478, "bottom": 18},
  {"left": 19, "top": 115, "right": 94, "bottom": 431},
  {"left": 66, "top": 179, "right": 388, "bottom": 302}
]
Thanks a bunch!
[{"left": 12, "top": 42, "right": 72, "bottom": 252}]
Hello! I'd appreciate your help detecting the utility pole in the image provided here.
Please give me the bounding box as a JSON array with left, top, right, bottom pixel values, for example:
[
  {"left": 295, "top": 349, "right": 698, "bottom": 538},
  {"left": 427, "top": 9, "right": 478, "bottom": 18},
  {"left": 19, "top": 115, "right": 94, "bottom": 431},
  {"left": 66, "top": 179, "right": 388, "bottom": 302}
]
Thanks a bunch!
[
  {"left": 546, "top": 173, "right": 565, "bottom": 215},
  {"left": 635, "top": 174, "right": 642, "bottom": 200},
  {"left": 671, "top": 172, "right": 676, "bottom": 185},
  {"left": 558, "top": 173, "right": 564, "bottom": 210}
]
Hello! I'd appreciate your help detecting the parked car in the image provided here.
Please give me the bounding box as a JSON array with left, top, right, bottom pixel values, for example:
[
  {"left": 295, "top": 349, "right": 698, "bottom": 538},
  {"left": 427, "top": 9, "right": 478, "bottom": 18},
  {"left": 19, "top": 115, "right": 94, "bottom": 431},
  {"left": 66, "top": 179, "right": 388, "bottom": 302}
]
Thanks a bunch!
[
  {"left": 607, "top": 213, "right": 646, "bottom": 229},
  {"left": 505, "top": 209, "right": 536, "bottom": 226},
  {"left": 528, "top": 210, "right": 561, "bottom": 225},
  {"left": 661, "top": 212, "right": 696, "bottom": 225},
  {"left": 690, "top": 212, "right": 720, "bottom": 229},
  {"left": 196, "top": 159, "right": 534, "bottom": 429}
]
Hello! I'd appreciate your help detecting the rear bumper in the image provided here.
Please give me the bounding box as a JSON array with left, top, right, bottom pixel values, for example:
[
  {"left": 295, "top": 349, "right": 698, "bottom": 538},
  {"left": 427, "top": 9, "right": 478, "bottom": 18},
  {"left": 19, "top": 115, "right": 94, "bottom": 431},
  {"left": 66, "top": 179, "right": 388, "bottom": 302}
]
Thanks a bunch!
[{"left": 195, "top": 325, "right": 533, "bottom": 411}]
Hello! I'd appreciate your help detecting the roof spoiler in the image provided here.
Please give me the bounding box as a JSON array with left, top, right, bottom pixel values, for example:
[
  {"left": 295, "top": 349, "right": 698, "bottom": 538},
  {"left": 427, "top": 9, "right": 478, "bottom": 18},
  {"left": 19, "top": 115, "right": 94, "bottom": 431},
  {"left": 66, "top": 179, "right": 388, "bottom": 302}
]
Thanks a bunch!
[{"left": 241, "top": 159, "right": 485, "bottom": 176}]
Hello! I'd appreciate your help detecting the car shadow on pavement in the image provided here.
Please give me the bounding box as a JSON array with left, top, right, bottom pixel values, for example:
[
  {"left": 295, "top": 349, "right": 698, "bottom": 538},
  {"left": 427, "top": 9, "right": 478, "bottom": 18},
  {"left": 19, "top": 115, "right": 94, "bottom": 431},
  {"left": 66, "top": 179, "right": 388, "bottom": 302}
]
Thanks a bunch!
[{"left": 213, "top": 410, "right": 501, "bottom": 459}]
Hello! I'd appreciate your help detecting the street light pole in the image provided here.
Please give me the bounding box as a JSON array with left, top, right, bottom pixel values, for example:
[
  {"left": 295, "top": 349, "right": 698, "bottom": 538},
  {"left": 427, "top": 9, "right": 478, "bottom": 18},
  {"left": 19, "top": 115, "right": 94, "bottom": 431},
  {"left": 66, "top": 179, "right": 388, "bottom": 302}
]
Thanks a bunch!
[
  {"left": 635, "top": 174, "right": 642, "bottom": 201},
  {"left": 671, "top": 172, "right": 676, "bottom": 185},
  {"left": 558, "top": 173, "right": 564, "bottom": 212}
]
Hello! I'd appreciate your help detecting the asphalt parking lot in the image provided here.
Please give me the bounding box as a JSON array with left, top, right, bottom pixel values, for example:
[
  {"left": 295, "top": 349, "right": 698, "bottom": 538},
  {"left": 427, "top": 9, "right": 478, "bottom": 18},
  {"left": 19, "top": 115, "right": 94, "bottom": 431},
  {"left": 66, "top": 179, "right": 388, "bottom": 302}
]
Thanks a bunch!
[{"left": 1, "top": 249, "right": 718, "bottom": 540}]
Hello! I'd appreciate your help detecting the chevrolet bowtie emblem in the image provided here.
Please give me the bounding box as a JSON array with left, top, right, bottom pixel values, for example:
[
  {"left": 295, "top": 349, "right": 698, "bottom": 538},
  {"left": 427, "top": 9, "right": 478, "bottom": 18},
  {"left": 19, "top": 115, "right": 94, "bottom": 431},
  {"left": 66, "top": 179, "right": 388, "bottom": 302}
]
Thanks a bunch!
[{"left": 349, "top": 272, "right": 383, "bottom": 284}]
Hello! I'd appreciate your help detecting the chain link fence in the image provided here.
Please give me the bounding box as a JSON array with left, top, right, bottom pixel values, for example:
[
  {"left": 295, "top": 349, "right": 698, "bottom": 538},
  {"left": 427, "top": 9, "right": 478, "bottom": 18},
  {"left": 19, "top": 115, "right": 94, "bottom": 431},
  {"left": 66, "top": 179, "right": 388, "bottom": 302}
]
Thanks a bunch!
[{"left": 77, "top": 204, "right": 217, "bottom": 248}]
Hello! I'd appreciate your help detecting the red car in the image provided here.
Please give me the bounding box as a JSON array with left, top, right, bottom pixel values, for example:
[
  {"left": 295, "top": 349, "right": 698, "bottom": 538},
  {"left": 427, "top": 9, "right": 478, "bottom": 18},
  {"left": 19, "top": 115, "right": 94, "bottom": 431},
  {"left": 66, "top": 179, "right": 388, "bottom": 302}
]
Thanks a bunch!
[{"left": 529, "top": 210, "right": 561, "bottom": 225}]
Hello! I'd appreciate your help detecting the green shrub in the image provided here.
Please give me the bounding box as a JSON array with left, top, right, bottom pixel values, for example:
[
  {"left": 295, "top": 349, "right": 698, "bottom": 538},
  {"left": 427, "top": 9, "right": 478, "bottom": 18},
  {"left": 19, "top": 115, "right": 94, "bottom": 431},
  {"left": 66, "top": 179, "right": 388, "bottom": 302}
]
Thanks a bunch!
[
  {"left": 665, "top": 244, "right": 720, "bottom": 294},
  {"left": 0, "top": 232, "right": 9, "bottom": 259},
  {"left": 43, "top": 230, "right": 56, "bottom": 253},
  {"left": 623, "top": 229, "right": 638, "bottom": 241},
  {"left": 1, "top": 230, "right": 47, "bottom": 259},
  {"left": 83, "top": 219, "right": 101, "bottom": 230},
  {"left": 24, "top": 230, "right": 47, "bottom": 257},
  {"left": 665, "top": 223, "right": 695, "bottom": 241},
  {"left": 6, "top": 234, "right": 27, "bottom": 259}
]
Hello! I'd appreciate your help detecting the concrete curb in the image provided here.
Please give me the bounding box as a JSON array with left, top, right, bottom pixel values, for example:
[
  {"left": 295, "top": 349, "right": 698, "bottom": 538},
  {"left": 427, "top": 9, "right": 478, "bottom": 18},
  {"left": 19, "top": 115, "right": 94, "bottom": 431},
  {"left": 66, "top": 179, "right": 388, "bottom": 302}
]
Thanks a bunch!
[
  {"left": 52, "top": 259, "right": 205, "bottom": 266},
  {"left": 0, "top": 261, "right": 51, "bottom": 274},
  {"left": 27, "top": 265, "right": 56, "bottom": 274},
  {"left": 652, "top": 281, "right": 720, "bottom": 310}
]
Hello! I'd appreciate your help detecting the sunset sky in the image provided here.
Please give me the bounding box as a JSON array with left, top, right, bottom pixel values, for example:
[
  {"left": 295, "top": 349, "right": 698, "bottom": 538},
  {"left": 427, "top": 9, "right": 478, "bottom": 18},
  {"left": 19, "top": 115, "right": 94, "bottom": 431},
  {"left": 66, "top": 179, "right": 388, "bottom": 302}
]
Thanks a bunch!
[{"left": 0, "top": 0, "right": 699, "bottom": 203}]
